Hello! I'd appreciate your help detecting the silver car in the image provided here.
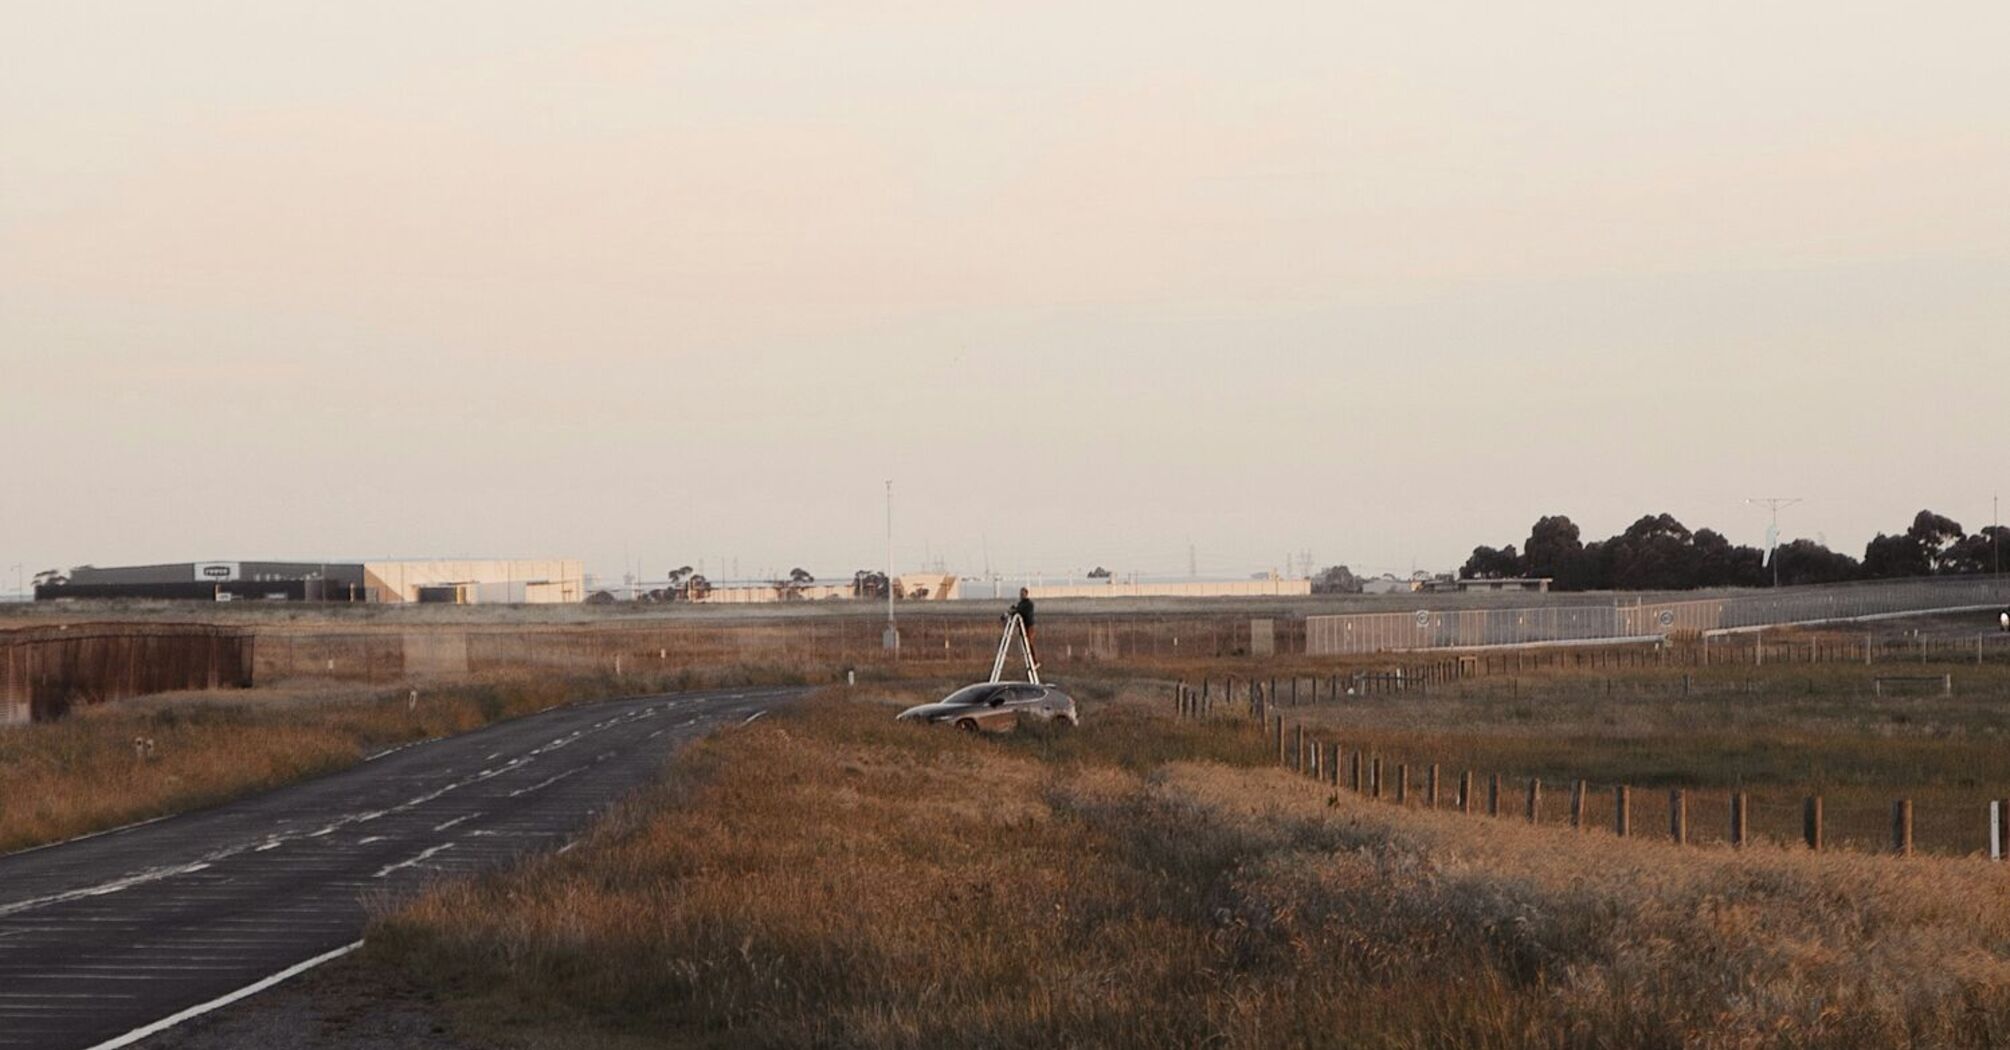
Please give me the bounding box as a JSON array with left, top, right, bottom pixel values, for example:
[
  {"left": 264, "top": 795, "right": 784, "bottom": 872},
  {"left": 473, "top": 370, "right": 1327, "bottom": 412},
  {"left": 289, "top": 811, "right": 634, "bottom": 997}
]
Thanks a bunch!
[{"left": 896, "top": 682, "right": 1079, "bottom": 732}]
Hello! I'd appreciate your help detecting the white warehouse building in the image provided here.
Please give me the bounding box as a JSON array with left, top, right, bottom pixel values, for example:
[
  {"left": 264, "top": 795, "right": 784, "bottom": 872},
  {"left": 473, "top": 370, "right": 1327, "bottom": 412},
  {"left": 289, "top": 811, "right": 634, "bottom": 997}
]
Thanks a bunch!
[{"left": 362, "top": 560, "right": 586, "bottom": 604}]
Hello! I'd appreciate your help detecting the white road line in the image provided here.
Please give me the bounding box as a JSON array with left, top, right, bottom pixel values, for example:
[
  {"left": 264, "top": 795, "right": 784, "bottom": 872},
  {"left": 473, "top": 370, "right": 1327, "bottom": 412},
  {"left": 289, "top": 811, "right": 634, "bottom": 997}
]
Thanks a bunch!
[
  {"left": 432, "top": 813, "right": 479, "bottom": 832},
  {"left": 507, "top": 768, "right": 581, "bottom": 798},
  {"left": 741, "top": 710, "right": 767, "bottom": 726},
  {"left": 78, "top": 940, "right": 362, "bottom": 1050},
  {"left": 0, "top": 993, "right": 140, "bottom": 1000},
  {"left": 0, "top": 863, "right": 213, "bottom": 919},
  {"left": 364, "top": 740, "right": 424, "bottom": 762},
  {"left": 374, "top": 843, "right": 455, "bottom": 878}
]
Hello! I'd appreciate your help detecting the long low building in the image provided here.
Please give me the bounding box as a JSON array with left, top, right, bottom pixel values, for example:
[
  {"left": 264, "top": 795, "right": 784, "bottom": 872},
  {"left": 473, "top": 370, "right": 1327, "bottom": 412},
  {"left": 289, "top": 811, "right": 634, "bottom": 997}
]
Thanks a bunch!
[
  {"left": 39, "top": 559, "right": 585, "bottom": 604},
  {"left": 998, "top": 578, "right": 1312, "bottom": 600}
]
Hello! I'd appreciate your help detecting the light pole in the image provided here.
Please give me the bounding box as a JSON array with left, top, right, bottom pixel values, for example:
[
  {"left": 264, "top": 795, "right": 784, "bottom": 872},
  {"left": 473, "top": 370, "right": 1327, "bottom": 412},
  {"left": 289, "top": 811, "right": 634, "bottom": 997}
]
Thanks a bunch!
[
  {"left": 883, "top": 480, "right": 898, "bottom": 655},
  {"left": 1747, "top": 497, "right": 1802, "bottom": 588}
]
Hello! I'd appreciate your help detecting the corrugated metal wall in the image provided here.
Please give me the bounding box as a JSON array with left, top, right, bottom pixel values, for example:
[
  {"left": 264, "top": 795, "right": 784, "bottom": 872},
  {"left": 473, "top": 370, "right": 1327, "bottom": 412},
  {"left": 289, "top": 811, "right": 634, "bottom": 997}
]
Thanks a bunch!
[{"left": 0, "top": 624, "right": 255, "bottom": 724}]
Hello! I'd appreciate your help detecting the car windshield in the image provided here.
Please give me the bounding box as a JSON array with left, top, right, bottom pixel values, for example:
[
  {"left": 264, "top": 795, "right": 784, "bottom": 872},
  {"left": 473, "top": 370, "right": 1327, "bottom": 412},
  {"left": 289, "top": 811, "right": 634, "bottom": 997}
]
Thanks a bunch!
[{"left": 942, "top": 685, "right": 998, "bottom": 706}]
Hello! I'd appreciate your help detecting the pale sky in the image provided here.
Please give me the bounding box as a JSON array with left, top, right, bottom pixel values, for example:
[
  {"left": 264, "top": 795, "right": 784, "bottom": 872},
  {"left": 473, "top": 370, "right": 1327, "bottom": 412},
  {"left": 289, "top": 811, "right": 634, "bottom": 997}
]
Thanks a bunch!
[{"left": 5, "top": 2, "right": 2008, "bottom": 588}]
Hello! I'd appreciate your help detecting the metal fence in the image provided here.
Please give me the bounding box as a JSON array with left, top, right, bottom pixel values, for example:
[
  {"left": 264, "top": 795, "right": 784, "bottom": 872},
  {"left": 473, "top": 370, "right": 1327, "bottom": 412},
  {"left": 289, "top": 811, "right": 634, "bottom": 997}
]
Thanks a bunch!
[
  {"left": 1, "top": 623, "right": 256, "bottom": 724},
  {"left": 1307, "top": 576, "right": 2010, "bottom": 656}
]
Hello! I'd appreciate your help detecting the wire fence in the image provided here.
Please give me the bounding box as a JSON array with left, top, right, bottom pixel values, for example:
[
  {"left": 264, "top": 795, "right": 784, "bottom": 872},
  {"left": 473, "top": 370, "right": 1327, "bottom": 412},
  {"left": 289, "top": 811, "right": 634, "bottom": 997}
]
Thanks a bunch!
[
  {"left": 1307, "top": 576, "right": 2010, "bottom": 654},
  {"left": 1171, "top": 677, "right": 2010, "bottom": 858},
  {"left": 247, "top": 614, "right": 1283, "bottom": 685}
]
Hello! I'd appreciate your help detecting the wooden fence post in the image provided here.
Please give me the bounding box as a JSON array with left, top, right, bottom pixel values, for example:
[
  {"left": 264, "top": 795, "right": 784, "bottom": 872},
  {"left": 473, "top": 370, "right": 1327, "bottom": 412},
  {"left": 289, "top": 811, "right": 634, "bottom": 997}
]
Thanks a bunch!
[
  {"left": 1370, "top": 757, "right": 1383, "bottom": 799},
  {"left": 1730, "top": 792, "right": 1748, "bottom": 848},
  {"left": 1804, "top": 796, "right": 1823, "bottom": 851},
  {"left": 1427, "top": 764, "right": 1440, "bottom": 809},
  {"left": 1459, "top": 770, "right": 1474, "bottom": 814},
  {"left": 1669, "top": 789, "right": 1687, "bottom": 845},
  {"left": 1396, "top": 763, "right": 1409, "bottom": 804},
  {"left": 1992, "top": 799, "right": 2008, "bottom": 861},
  {"left": 1570, "top": 780, "right": 1586, "bottom": 829},
  {"left": 1350, "top": 750, "right": 1364, "bottom": 793},
  {"left": 1487, "top": 774, "right": 1501, "bottom": 817},
  {"left": 1292, "top": 724, "right": 1304, "bottom": 772},
  {"left": 1525, "top": 778, "right": 1541, "bottom": 824},
  {"left": 1614, "top": 785, "right": 1630, "bottom": 837},
  {"left": 1329, "top": 742, "right": 1342, "bottom": 787},
  {"left": 1892, "top": 800, "right": 1913, "bottom": 856},
  {"left": 1274, "top": 717, "right": 1285, "bottom": 765}
]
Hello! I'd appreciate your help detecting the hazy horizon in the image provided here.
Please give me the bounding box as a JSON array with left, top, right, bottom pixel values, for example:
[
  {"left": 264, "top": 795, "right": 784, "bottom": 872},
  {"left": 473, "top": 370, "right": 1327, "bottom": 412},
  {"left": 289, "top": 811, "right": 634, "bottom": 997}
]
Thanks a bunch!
[{"left": 6, "top": 2, "right": 2007, "bottom": 589}]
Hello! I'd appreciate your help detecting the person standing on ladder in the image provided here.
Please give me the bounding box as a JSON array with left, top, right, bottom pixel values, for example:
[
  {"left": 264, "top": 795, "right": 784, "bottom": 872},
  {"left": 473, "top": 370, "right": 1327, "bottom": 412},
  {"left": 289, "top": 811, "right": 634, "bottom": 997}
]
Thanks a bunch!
[{"left": 1009, "top": 587, "right": 1038, "bottom": 666}]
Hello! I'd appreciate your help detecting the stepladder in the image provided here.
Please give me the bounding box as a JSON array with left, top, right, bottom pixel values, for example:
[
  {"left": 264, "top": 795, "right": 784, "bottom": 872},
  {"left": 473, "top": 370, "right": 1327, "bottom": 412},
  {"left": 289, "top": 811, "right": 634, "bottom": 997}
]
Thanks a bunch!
[{"left": 990, "top": 613, "right": 1041, "bottom": 685}]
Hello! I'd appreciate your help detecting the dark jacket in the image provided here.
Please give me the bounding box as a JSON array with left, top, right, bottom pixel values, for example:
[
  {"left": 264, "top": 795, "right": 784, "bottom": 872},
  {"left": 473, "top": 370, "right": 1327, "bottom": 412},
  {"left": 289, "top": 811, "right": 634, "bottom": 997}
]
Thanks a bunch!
[{"left": 1011, "top": 597, "right": 1035, "bottom": 627}]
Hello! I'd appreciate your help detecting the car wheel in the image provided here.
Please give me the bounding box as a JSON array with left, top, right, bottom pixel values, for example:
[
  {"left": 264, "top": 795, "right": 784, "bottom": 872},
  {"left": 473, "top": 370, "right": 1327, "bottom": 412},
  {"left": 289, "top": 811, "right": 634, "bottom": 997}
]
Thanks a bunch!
[{"left": 955, "top": 718, "right": 980, "bottom": 733}]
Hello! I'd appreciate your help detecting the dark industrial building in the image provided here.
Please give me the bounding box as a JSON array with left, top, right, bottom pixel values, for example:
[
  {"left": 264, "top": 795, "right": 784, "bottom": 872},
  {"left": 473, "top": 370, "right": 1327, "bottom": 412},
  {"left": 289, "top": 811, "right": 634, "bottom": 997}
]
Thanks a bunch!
[
  {"left": 35, "top": 559, "right": 585, "bottom": 603},
  {"left": 39, "top": 562, "right": 369, "bottom": 603}
]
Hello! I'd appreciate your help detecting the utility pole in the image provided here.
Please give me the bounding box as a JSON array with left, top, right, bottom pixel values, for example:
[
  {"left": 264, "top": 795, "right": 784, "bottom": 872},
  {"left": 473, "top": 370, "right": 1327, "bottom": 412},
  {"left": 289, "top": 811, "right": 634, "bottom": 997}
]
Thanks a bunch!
[
  {"left": 884, "top": 481, "right": 898, "bottom": 654},
  {"left": 1747, "top": 497, "right": 1803, "bottom": 588},
  {"left": 1995, "top": 494, "right": 2001, "bottom": 576}
]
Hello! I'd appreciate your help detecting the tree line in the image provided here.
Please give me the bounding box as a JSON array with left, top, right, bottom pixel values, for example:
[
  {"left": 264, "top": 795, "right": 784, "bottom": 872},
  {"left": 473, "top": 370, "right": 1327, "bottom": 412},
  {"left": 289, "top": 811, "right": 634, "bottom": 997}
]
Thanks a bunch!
[
  {"left": 1459, "top": 510, "right": 2009, "bottom": 591},
  {"left": 634, "top": 567, "right": 925, "bottom": 602}
]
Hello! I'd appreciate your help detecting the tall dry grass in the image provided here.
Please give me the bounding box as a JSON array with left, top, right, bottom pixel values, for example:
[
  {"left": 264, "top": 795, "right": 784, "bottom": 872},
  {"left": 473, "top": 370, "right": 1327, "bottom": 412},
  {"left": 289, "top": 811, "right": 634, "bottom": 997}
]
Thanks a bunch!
[
  {"left": 1241, "top": 663, "right": 2010, "bottom": 855},
  {"left": 370, "top": 689, "right": 2010, "bottom": 1049}
]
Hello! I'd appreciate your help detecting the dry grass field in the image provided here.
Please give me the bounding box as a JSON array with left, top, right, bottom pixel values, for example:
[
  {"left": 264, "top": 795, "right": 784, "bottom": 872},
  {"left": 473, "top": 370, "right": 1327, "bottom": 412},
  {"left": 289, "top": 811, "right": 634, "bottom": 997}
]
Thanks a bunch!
[
  {"left": 367, "top": 686, "right": 2010, "bottom": 1049},
  {"left": 1225, "top": 659, "right": 2010, "bottom": 854}
]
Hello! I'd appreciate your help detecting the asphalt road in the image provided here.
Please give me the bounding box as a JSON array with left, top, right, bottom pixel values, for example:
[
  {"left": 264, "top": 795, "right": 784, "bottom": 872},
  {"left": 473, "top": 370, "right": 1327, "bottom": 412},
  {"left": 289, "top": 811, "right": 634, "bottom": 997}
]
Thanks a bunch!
[{"left": 0, "top": 686, "right": 802, "bottom": 1050}]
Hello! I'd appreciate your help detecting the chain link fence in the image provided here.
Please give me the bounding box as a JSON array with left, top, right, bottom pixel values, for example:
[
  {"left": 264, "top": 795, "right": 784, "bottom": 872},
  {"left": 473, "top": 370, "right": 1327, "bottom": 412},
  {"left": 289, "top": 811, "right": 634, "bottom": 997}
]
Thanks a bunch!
[{"left": 1308, "top": 576, "right": 2010, "bottom": 655}]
